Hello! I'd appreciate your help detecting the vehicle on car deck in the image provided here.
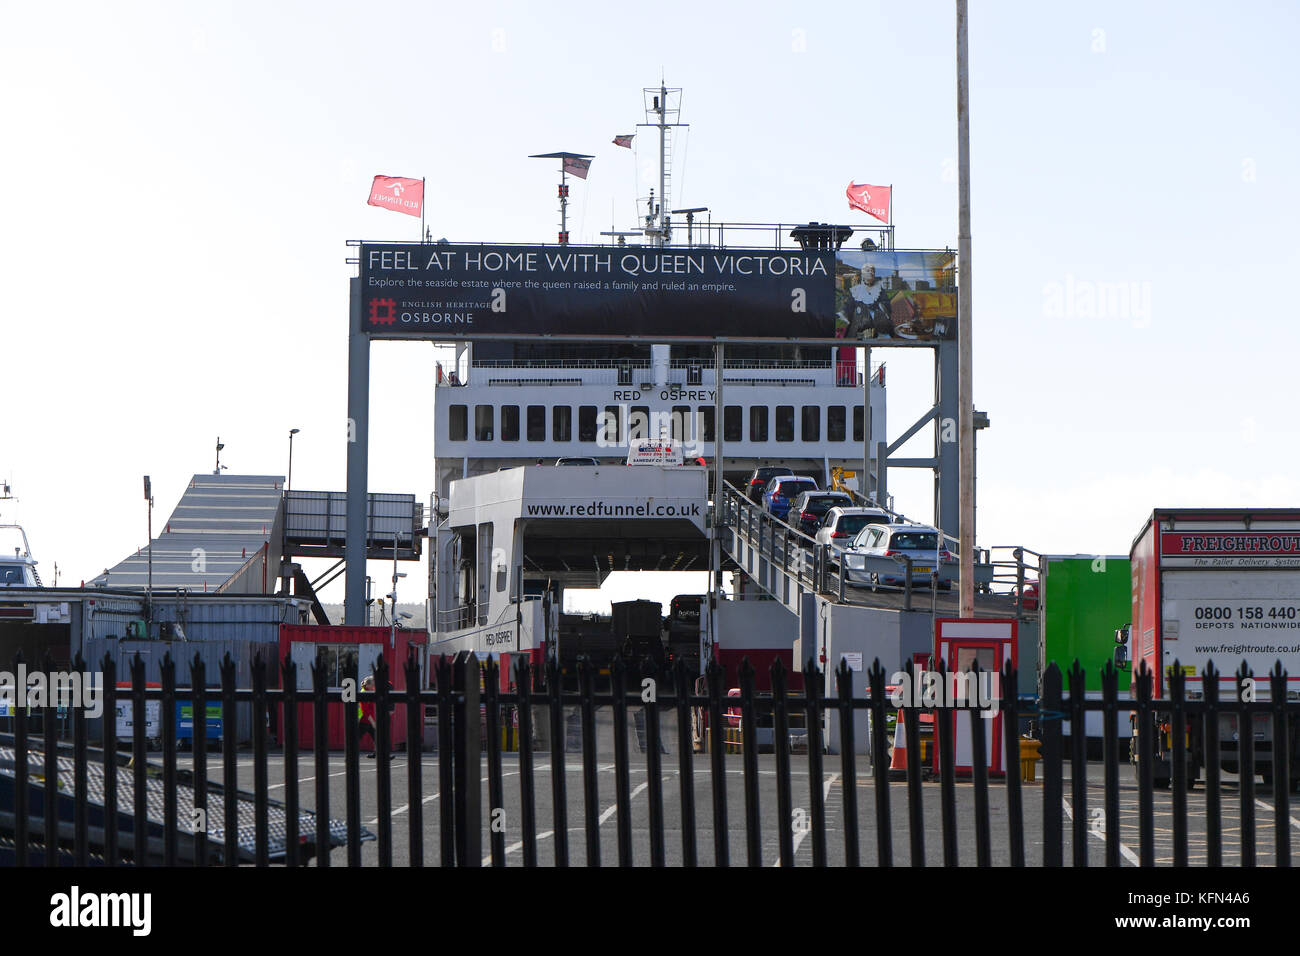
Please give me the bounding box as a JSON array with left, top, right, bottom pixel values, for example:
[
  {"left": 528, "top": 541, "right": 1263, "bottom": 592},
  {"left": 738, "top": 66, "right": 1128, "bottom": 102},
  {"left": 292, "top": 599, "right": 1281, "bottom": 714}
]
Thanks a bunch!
[
  {"left": 842, "top": 522, "right": 955, "bottom": 590},
  {"left": 814, "top": 506, "right": 893, "bottom": 560},
  {"left": 762, "top": 475, "right": 818, "bottom": 522},
  {"left": 789, "top": 490, "right": 853, "bottom": 534}
]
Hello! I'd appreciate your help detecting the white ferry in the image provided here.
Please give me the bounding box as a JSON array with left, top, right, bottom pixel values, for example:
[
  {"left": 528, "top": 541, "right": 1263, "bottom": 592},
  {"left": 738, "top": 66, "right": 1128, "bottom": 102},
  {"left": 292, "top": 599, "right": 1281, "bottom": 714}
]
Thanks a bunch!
[{"left": 421, "top": 83, "right": 900, "bottom": 685}]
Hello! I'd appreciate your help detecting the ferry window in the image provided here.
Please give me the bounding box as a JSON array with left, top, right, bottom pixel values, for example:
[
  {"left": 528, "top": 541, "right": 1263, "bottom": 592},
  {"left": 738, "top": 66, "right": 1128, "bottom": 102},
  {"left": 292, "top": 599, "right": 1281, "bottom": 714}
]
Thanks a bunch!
[
  {"left": 749, "top": 406, "right": 768, "bottom": 442},
  {"left": 475, "top": 405, "right": 494, "bottom": 441},
  {"left": 629, "top": 406, "right": 650, "bottom": 441},
  {"left": 578, "top": 406, "right": 597, "bottom": 442},
  {"left": 775, "top": 405, "right": 794, "bottom": 442},
  {"left": 527, "top": 405, "right": 546, "bottom": 441},
  {"left": 672, "top": 405, "right": 690, "bottom": 441},
  {"left": 449, "top": 405, "right": 468, "bottom": 441},
  {"left": 802, "top": 406, "right": 820, "bottom": 442},
  {"left": 723, "top": 406, "right": 742, "bottom": 442},
  {"left": 828, "top": 406, "right": 846, "bottom": 442},
  {"left": 553, "top": 405, "right": 572, "bottom": 442},
  {"left": 702, "top": 407, "right": 715, "bottom": 443},
  {"left": 602, "top": 405, "right": 623, "bottom": 445},
  {"left": 853, "top": 407, "right": 865, "bottom": 442},
  {"left": 501, "top": 405, "right": 520, "bottom": 442}
]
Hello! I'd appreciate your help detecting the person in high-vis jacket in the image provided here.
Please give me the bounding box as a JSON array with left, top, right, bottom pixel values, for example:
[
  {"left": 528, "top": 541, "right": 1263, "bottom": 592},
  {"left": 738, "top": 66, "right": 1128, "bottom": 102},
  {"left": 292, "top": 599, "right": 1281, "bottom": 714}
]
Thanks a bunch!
[{"left": 359, "top": 675, "right": 378, "bottom": 757}]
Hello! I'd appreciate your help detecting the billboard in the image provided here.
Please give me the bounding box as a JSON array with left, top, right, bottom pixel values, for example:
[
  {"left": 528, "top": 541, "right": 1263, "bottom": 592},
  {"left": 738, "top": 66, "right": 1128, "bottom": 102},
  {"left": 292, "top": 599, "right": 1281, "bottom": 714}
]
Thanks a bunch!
[{"left": 359, "top": 242, "right": 956, "bottom": 343}]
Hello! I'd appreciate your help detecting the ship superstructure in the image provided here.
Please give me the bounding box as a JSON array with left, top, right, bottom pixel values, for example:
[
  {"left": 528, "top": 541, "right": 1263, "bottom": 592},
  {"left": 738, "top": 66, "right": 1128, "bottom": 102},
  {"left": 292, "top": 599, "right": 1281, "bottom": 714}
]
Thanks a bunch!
[{"left": 419, "top": 82, "right": 896, "bottom": 675}]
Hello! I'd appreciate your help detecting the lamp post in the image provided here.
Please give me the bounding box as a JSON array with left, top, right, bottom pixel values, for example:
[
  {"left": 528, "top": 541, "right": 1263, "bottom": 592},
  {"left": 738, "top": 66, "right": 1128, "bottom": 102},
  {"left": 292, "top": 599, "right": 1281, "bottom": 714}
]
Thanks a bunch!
[
  {"left": 390, "top": 532, "right": 406, "bottom": 647},
  {"left": 287, "top": 428, "right": 300, "bottom": 492},
  {"left": 143, "top": 475, "right": 153, "bottom": 614}
]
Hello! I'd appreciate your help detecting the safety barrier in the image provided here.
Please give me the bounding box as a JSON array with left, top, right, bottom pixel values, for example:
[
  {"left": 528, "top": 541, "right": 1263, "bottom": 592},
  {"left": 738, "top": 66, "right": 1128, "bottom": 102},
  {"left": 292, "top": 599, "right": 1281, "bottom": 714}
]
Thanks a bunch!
[{"left": 3, "top": 650, "right": 1297, "bottom": 866}]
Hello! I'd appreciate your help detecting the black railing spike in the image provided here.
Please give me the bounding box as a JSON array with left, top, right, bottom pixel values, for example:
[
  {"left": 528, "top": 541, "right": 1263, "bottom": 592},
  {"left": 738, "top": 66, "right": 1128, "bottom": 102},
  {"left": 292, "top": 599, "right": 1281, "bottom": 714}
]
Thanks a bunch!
[
  {"left": 131, "top": 653, "right": 148, "bottom": 866},
  {"left": 1270, "top": 660, "right": 1291, "bottom": 867},
  {"left": 1100, "top": 654, "right": 1121, "bottom": 868},
  {"left": 770, "top": 655, "right": 785, "bottom": 681},
  {"left": 1001, "top": 660, "right": 1025, "bottom": 867}
]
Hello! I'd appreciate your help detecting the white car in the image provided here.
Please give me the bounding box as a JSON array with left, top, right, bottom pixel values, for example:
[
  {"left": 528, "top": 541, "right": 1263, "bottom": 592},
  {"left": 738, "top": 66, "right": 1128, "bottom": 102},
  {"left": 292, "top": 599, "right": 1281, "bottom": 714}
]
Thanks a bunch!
[
  {"left": 842, "top": 522, "right": 956, "bottom": 589},
  {"left": 814, "top": 507, "right": 893, "bottom": 559}
]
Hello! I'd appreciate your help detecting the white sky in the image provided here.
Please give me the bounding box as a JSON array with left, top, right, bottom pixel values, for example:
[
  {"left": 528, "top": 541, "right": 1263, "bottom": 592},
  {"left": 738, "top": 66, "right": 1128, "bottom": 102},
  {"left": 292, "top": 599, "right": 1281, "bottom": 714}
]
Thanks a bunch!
[{"left": 2, "top": 1, "right": 1298, "bottom": 613}]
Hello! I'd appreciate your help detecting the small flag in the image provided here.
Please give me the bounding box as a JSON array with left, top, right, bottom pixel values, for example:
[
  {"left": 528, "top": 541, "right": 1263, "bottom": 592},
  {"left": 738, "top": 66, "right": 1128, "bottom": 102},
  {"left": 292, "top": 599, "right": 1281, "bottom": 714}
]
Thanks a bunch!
[
  {"left": 367, "top": 175, "right": 424, "bottom": 218},
  {"left": 613, "top": 134, "right": 634, "bottom": 148},
  {"left": 563, "top": 156, "right": 592, "bottom": 179},
  {"left": 846, "top": 182, "right": 891, "bottom": 224}
]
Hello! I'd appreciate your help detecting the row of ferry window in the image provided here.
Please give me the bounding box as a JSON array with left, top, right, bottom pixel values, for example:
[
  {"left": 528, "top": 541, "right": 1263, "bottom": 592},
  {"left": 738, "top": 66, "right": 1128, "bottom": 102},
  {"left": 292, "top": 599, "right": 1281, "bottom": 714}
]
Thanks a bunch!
[{"left": 447, "top": 404, "right": 866, "bottom": 444}]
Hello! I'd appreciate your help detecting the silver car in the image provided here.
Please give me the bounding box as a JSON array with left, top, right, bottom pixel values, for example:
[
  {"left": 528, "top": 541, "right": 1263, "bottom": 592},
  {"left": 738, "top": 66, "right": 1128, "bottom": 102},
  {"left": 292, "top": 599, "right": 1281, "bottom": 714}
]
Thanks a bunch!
[
  {"left": 814, "top": 507, "right": 893, "bottom": 560},
  {"left": 843, "top": 522, "right": 956, "bottom": 589}
]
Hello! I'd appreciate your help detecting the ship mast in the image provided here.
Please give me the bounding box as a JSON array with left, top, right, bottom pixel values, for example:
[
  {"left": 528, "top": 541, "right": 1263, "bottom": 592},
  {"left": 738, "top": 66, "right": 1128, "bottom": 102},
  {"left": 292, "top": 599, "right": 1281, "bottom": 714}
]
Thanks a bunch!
[{"left": 638, "top": 80, "right": 687, "bottom": 246}]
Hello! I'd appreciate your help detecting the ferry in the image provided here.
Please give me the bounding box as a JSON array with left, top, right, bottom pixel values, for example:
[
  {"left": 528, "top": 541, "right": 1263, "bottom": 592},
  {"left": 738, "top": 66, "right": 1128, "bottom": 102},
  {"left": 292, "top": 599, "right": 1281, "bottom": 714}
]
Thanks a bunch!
[{"left": 422, "top": 83, "right": 899, "bottom": 686}]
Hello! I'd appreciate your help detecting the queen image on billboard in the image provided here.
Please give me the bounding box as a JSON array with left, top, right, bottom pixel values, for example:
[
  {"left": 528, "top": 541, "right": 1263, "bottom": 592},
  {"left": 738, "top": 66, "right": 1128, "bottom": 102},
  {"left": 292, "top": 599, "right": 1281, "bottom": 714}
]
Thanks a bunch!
[{"left": 834, "top": 249, "right": 958, "bottom": 341}]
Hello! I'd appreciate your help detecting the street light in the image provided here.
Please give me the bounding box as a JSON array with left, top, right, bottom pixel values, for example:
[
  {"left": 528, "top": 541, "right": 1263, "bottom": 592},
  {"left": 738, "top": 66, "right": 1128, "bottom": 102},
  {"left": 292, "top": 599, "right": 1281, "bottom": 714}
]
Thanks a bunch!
[
  {"left": 287, "top": 428, "right": 300, "bottom": 492},
  {"left": 143, "top": 475, "right": 153, "bottom": 605},
  {"left": 390, "top": 532, "right": 407, "bottom": 647}
]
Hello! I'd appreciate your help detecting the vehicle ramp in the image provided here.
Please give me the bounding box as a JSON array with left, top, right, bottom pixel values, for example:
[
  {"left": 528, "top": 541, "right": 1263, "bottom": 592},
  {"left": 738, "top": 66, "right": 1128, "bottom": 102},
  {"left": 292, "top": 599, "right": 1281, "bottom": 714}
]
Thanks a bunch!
[{"left": 0, "top": 735, "right": 368, "bottom": 865}]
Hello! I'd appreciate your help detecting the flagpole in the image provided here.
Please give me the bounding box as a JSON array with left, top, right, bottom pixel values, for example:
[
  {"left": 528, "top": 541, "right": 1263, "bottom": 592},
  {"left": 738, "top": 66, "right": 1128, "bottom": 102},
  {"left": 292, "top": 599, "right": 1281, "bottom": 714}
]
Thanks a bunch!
[
  {"left": 889, "top": 183, "right": 894, "bottom": 249},
  {"left": 421, "top": 178, "right": 426, "bottom": 242}
]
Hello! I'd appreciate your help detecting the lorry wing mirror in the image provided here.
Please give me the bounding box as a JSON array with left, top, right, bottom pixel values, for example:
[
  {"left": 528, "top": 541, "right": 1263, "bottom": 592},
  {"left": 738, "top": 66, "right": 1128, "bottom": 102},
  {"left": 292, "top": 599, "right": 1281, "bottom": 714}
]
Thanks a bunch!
[{"left": 1113, "top": 624, "right": 1131, "bottom": 666}]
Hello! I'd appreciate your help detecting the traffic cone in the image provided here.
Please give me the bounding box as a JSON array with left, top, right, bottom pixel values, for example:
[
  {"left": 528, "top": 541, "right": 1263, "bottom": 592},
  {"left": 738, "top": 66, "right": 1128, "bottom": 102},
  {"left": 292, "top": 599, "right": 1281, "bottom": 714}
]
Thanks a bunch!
[{"left": 889, "top": 711, "right": 909, "bottom": 779}]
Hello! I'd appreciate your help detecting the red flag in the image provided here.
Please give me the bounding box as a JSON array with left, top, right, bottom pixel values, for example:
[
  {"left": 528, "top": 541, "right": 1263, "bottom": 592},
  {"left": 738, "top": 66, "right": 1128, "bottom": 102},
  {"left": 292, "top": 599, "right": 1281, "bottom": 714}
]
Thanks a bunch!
[
  {"left": 563, "top": 157, "right": 592, "bottom": 180},
  {"left": 367, "top": 175, "right": 424, "bottom": 218},
  {"left": 613, "top": 134, "right": 634, "bottom": 148},
  {"left": 845, "top": 182, "right": 891, "bottom": 224}
]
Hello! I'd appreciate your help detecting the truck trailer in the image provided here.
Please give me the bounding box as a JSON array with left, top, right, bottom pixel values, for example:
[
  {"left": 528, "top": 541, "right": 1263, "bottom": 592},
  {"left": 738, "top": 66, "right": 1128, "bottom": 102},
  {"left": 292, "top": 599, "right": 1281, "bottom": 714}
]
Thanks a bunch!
[
  {"left": 1124, "top": 508, "right": 1300, "bottom": 790},
  {"left": 1038, "top": 554, "right": 1132, "bottom": 745}
]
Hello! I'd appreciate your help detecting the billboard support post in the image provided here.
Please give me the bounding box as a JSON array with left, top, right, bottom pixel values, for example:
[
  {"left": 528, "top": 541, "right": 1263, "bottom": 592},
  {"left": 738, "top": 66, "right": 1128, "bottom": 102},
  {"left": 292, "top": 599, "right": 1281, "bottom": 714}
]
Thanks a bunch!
[
  {"left": 956, "top": 0, "right": 975, "bottom": 616},
  {"left": 862, "top": 345, "right": 871, "bottom": 500},
  {"left": 345, "top": 277, "right": 370, "bottom": 625}
]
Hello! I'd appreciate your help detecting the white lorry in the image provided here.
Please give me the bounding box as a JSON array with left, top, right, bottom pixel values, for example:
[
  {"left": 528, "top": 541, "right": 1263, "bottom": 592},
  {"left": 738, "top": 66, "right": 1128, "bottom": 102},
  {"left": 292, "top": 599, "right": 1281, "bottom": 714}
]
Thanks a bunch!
[{"left": 1124, "top": 508, "right": 1300, "bottom": 790}]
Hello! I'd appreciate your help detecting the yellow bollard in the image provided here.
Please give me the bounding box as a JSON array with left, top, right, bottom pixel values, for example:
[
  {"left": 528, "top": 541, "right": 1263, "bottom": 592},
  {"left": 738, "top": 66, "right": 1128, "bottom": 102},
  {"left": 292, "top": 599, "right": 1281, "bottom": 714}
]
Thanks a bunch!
[{"left": 1019, "top": 736, "right": 1042, "bottom": 782}]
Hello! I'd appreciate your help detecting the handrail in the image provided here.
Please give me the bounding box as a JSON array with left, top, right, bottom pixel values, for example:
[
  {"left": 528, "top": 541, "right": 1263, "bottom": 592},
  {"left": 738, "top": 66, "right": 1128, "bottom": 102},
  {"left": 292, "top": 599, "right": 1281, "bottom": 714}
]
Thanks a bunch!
[{"left": 719, "top": 481, "right": 1040, "bottom": 608}]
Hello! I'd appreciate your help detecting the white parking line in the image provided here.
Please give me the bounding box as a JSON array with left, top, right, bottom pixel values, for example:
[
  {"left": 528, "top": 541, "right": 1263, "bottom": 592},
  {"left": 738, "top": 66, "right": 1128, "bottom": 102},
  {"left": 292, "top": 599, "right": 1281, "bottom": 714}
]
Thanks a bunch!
[
  {"left": 1063, "top": 797, "right": 1140, "bottom": 866},
  {"left": 491, "top": 780, "right": 650, "bottom": 864},
  {"left": 599, "top": 782, "right": 649, "bottom": 827},
  {"left": 1253, "top": 798, "right": 1300, "bottom": 831},
  {"left": 772, "top": 773, "right": 840, "bottom": 866}
]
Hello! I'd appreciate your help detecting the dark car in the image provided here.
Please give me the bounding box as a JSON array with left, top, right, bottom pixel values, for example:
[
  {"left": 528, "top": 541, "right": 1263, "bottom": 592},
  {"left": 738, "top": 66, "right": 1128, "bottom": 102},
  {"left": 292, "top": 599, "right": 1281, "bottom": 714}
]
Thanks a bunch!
[
  {"left": 763, "top": 475, "right": 819, "bottom": 521},
  {"left": 745, "top": 466, "right": 793, "bottom": 503},
  {"left": 788, "top": 490, "right": 854, "bottom": 533},
  {"left": 555, "top": 457, "right": 601, "bottom": 466}
]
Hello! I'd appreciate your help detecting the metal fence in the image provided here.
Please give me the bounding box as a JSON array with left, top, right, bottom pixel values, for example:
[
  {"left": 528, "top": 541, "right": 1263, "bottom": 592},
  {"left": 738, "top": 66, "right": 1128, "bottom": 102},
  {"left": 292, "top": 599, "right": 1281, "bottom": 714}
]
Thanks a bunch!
[{"left": 0, "top": 650, "right": 1296, "bottom": 866}]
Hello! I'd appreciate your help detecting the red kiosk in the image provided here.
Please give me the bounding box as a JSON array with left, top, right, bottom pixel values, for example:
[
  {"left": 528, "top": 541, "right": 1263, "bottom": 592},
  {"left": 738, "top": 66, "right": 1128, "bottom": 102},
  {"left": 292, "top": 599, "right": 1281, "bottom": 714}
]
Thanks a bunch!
[{"left": 932, "top": 617, "right": 1017, "bottom": 776}]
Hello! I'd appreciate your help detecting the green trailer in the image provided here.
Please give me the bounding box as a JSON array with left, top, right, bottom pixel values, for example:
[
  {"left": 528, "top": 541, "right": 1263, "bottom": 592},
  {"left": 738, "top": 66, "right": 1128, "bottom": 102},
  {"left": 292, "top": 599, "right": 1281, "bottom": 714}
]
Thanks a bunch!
[{"left": 1038, "top": 554, "right": 1131, "bottom": 740}]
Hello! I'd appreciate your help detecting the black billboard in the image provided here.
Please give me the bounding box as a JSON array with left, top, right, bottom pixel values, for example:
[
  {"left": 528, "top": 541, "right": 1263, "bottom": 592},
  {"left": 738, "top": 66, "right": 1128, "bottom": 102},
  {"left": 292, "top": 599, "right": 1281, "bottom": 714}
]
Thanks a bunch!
[{"left": 359, "top": 242, "right": 956, "bottom": 342}]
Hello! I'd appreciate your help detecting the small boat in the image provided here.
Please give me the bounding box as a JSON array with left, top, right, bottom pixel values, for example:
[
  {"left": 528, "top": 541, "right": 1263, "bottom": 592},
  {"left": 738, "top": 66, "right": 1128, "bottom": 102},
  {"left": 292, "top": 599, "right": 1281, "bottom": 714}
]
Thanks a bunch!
[{"left": 0, "top": 483, "right": 42, "bottom": 588}]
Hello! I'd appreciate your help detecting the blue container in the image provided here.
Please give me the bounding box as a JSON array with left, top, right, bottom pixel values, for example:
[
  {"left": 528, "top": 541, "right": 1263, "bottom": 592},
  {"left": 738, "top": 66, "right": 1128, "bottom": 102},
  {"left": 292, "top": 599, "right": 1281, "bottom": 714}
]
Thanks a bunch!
[{"left": 176, "top": 700, "right": 224, "bottom": 741}]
